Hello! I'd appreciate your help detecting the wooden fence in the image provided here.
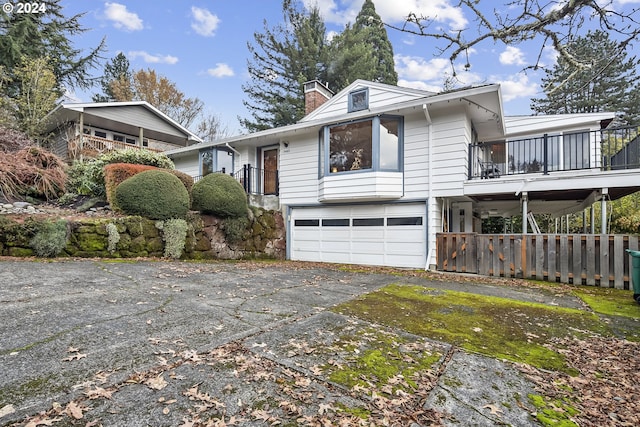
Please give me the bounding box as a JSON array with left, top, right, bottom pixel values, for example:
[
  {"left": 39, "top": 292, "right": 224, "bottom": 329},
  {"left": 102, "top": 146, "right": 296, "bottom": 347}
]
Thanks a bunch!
[{"left": 436, "top": 233, "right": 640, "bottom": 289}]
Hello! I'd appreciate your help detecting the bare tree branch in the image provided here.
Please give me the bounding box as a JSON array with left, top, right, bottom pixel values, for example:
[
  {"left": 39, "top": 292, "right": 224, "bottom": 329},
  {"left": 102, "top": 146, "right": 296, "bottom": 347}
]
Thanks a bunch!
[{"left": 386, "top": 0, "right": 640, "bottom": 75}]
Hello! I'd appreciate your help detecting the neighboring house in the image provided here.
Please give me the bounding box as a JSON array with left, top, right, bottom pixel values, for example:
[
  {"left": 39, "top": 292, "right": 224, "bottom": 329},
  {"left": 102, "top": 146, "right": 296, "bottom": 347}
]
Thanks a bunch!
[
  {"left": 167, "top": 80, "right": 640, "bottom": 269},
  {"left": 44, "top": 101, "right": 202, "bottom": 161}
]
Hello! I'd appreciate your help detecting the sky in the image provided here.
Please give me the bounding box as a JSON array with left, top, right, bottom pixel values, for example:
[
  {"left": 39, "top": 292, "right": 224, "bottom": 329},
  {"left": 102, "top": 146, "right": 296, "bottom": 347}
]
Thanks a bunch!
[{"left": 57, "top": 0, "right": 640, "bottom": 135}]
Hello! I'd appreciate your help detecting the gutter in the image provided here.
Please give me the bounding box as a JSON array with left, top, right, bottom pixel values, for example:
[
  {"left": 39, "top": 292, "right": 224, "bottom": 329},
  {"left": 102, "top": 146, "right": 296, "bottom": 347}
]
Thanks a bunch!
[{"left": 423, "top": 104, "right": 433, "bottom": 271}]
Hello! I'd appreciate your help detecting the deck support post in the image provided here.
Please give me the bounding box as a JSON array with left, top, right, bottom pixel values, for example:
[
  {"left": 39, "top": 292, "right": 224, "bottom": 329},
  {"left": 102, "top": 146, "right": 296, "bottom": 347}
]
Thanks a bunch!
[
  {"left": 601, "top": 188, "right": 608, "bottom": 234},
  {"left": 522, "top": 192, "right": 528, "bottom": 234}
]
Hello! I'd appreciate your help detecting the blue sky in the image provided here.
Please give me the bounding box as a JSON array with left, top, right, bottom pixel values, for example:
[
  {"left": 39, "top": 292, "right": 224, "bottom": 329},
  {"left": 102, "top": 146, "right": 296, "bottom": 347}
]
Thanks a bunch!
[{"left": 60, "top": 0, "right": 640, "bottom": 134}]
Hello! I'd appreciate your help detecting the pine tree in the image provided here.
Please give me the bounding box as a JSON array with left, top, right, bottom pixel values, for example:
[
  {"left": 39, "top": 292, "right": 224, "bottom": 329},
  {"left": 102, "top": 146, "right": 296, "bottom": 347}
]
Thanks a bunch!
[
  {"left": 531, "top": 30, "right": 640, "bottom": 124},
  {"left": 240, "top": 0, "right": 329, "bottom": 132},
  {"left": 327, "top": 0, "right": 397, "bottom": 90},
  {"left": 0, "top": 0, "right": 105, "bottom": 96},
  {"left": 92, "top": 53, "right": 133, "bottom": 102}
]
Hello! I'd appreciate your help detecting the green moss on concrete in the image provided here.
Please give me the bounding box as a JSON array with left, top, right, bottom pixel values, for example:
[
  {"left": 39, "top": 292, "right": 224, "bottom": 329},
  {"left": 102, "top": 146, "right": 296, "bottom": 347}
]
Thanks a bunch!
[
  {"left": 332, "top": 284, "right": 613, "bottom": 373},
  {"left": 528, "top": 393, "right": 579, "bottom": 426},
  {"left": 323, "top": 327, "right": 442, "bottom": 393},
  {"left": 571, "top": 287, "right": 639, "bottom": 319}
]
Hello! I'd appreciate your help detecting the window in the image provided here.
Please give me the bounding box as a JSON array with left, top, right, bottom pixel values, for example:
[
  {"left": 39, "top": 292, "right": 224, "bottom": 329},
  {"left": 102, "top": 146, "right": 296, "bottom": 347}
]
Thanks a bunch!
[
  {"left": 353, "top": 218, "right": 384, "bottom": 226},
  {"left": 94, "top": 130, "right": 107, "bottom": 138},
  {"left": 322, "top": 219, "right": 349, "bottom": 226},
  {"left": 322, "top": 116, "right": 402, "bottom": 175},
  {"left": 348, "top": 88, "right": 369, "bottom": 112},
  {"left": 113, "top": 134, "right": 124, "bottom": 142},
  {"left": 125, "top": 138, "right": 136, "bottom": 145},
  {"left": 294, "top": 219, "right": 319, "bottom": 227},
  {"left": 200, "top": 147, "right": 234, "bottom": 176},
  {"left": 387, "top": 217, "right": 423, "bottom": 226}
]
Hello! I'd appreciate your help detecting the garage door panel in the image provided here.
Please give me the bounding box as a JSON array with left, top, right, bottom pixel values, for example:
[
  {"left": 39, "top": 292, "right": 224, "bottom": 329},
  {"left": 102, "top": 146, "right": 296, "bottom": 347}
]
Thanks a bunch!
[{"left": 291, "top": 204, "right": 426, "bottom": 268}]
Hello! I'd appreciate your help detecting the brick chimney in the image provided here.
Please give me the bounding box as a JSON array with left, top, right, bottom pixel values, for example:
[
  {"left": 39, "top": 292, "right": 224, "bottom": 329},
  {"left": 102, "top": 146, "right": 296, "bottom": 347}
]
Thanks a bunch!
[{"left": 304, "top": 80, "right": 333, "bottom": 115}]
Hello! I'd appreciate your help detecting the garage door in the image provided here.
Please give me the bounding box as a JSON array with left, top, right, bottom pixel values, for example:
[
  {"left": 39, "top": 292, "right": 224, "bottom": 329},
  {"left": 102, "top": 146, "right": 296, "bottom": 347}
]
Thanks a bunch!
[{"left": 290, "top": 204, "right": 426, "bottom": 268}]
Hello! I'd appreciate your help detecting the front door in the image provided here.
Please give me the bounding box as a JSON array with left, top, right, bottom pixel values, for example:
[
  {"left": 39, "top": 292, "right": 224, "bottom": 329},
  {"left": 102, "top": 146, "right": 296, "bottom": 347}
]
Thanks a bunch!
[{"left": 263, "top": 148, "right": 278, "bottom": 195}]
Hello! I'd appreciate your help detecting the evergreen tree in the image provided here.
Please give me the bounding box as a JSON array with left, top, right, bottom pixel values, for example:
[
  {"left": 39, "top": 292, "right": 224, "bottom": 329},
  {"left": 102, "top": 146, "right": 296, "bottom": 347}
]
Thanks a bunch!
[
  {"left": 92, "top": 53, "right": 133, "bottom": 102},
  {"left": 531, "top": 30, "right": 640, "bottom": 124},
  {"left": 327, "top": 0, "right": 397, "bottom": 90},
  {"left": 240, "top": 0, "right": 329, "bottom": 132},
  {"left": 0, "top": 0, "right": 106, "bottom": 97}
]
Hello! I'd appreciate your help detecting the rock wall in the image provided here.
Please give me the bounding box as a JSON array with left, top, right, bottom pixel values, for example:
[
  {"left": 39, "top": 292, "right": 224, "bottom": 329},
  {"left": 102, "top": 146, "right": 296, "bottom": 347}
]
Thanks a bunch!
[{"left": 0, "top": 208, "right": 285, "bottom": 260}]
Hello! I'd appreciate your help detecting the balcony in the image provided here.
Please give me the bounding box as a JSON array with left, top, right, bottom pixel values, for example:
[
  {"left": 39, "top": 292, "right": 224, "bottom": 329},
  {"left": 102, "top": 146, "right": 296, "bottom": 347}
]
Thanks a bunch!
[
  {"left": 468, "top": 126, "right": 640, "bottom": 180},
  {"left": 68, "top": 135, "right": 162, "bottom": 160}
]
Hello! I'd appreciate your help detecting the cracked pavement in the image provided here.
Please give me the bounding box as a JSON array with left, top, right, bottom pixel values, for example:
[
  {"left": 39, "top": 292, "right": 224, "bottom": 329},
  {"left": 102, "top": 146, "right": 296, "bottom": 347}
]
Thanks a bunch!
[{"left": 0, "top": 259, "right": 542, "bottom": 426}]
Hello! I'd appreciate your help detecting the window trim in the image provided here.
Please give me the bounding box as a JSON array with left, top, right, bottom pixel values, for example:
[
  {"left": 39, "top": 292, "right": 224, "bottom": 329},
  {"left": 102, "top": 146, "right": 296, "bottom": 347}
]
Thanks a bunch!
[
  {"left": 320, "top": 115, "right": 403, "bottom": 177},
  {"left": 348, "top": 88, "right": 369, "bottom": 112}
]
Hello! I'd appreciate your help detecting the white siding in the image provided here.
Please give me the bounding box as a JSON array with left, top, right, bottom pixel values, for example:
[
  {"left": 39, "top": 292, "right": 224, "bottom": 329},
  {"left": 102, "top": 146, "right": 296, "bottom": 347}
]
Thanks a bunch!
[
  {"left": 402, "top": 111, "right": 430, "bottom": 199},
  {"left": 279, "top": 131, "right": 321, "bottom": 205},
  {"left": 319, "top": 172, "right": 403, "bottom": 201},
  {"left": 87, "top": 106, "right": 185, "bottom": 137},
  {"left": 305, "top": 83, "right": 433, "bottom": 122},
  {"left": 430, "top": 108, "right": 470, "bottom": 196},
  {"left": 172, "top": 153, "right": 200, "bottom": 178}
]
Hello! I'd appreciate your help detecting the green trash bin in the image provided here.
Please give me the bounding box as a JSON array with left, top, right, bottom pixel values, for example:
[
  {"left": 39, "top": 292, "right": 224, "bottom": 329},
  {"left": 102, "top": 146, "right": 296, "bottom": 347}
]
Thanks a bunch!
[{"left": 626, "top": 249, "right": 640, "bottom": 303}]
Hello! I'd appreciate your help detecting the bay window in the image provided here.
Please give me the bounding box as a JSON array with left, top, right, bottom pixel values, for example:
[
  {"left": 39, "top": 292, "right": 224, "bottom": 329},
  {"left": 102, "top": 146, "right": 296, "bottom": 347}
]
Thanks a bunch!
[{"left": 321, "top": 115, "right": 402, "bottom": 176}]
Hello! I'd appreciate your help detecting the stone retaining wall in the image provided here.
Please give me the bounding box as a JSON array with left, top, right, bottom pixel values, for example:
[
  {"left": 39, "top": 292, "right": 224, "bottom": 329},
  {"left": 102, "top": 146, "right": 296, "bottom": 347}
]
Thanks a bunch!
[{"left": 0, "top": 208, "right": 285, "bottom": 260}]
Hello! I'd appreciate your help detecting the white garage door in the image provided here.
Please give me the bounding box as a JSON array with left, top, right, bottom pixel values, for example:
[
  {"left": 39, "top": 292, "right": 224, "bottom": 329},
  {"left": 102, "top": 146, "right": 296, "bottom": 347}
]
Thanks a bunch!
[{"left": 290, "top": 204, "right": 426, "bottom": 268}]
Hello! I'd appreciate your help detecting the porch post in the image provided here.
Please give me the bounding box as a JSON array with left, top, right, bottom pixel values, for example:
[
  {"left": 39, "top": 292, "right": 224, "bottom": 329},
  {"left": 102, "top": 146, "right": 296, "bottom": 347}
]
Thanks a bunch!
[
  {"left": 139, "top": 127, "right": 144, "bottom": 148},
  {"left": 78, "top": 112, "right": 84, "bottom": 161},
  {"left": 601, "top": 188, "right": 608, "bottom": 234},
  {"left": 590, "top": 205, "right": 596, "bottom": 234},
  {"left": 583, "top": 210, "right": 587, "bottom": 234},
  {"left": 522, "top": 192, "right": 528, "bottom": 234}
]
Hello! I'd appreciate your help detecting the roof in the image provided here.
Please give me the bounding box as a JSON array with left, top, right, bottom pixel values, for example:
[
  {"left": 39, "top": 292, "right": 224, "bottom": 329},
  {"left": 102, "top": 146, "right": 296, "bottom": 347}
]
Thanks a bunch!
[
  {"left": 503, "top": 112, "right": 615, "bottom": 138},
  {"left": 168, "top": 81, "right": 505, "bottom": 156},
  {"left": 45, "top": 101, "right": 203, "bottom": 144}
]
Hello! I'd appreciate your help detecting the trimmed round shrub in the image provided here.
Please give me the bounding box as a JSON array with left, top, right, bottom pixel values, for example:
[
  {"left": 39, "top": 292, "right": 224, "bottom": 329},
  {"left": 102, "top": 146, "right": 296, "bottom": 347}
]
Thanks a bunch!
[
  {"left": 192, "top": 173, "right": 248, "bottom": 218},
  {"left": 115, "top": 170, "right": 189, "bottom": 220}
]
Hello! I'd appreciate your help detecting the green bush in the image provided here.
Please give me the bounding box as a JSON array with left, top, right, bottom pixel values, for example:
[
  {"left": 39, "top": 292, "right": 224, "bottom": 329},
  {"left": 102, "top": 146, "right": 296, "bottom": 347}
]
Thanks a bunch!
[
  {"left": 223, "top": 217, "right": 249, "bottom": 244},
  {"left": 29, "top": 219, "right": 68, "bottom": 257},
  {"left": 192, "top": 173, "right": 248, "bottom": 218},
  {"left": 115, "top": 170, "right": 189, "bottom": 220},
  {"left": 65, "top": 149, "right": 175, "bottom": 198},
  {"left": 156, "top": 218, "right": 188, "bottom": 259}
]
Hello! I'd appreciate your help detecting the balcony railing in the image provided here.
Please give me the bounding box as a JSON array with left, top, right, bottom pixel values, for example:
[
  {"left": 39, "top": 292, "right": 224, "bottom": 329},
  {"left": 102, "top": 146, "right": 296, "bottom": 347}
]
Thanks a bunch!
[
  {"left": 68, "top": 135, "right": 162, "bottom": 160},
  {"left": 193, "top": 165, "right": 279, "bottom": 196},
  {"left": 468, "top": 125, "right": 640, "bottom": 179}
]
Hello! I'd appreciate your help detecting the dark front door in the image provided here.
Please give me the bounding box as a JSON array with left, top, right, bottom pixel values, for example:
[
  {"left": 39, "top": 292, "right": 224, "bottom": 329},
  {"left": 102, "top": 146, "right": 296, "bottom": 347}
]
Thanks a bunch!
[{"left": 263, "top": 148, "right": 278, "bottom": 195}]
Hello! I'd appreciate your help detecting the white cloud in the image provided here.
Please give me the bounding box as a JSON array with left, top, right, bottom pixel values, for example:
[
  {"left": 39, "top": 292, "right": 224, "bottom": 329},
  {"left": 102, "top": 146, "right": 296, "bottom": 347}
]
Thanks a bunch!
[
  {"left": 303, "top": 0, "right": 467, "bottom": 28},
  {"left": 191, "top": 6, "right": 220, "bottom": 37},
  {"left": 128, "top": 51, "right": 178, "bottom": 65},
  {"left": 499, "top": 46, "right": 526, "bottom": 66},
  {"left": 398, "top": 79, "right": 441, "bottom": 93},
  {"left": 207, "top": 63, "right": 234, "bottom": 78},
  {"left": 394, "top": 54, "right": 451, "bottom": 81},
  {"left": 104, "top": 2, "right": 143, "bottom": 31},
  {"left": 494, "top": 73, "right": 538, "bottom": 102}
]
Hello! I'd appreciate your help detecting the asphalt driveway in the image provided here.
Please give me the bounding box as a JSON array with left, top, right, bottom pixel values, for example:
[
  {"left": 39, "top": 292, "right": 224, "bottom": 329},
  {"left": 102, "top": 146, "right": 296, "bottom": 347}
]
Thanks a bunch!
[{"left": 1, "top": 259, "right": 552, "bottom": 426}]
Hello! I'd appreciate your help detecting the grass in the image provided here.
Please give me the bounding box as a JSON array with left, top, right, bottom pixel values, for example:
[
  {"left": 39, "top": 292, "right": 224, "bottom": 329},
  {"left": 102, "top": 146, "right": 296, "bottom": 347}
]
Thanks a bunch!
[{"left": 332, "top": 284, "right": 614, "bottom": 374}]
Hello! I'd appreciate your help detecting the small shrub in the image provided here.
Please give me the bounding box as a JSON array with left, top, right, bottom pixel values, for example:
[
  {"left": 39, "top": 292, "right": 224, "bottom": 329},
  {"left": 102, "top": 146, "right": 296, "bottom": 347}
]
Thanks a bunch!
[
  {"left": 171, "top": 169, "right": 194, "bottom": 205},
  {"left": 29, "top": 219, "right": 68, "bottom": 257},
  {"left": 66, "top": 149, "right": 175, "bottom": 198},
  {"left": 223, "top": 217, "right": 249, "bottom": 244},
  {"left": 103, "top": 163, "right": 158, "bottom": 210},
  {"left": 192, "top": 173, "right": 248, "bottom": 218},
  {"left": 0, "top": 146, "right": 67, "bottom": 201},
  {"left": 105, "top": 222, "right": 120, "bottom": 254},
  {"left": 156, "top": 218, "right": 188, "bottom": 259},
  {"left": 115, "top": 170, "right": 189, "bottom": 220}
]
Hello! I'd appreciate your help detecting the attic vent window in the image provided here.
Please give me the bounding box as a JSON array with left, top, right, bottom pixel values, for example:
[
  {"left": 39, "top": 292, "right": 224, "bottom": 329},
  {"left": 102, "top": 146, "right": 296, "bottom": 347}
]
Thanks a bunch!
[{"left": 348, "top": 88, "right": 369, "bottom": 112}]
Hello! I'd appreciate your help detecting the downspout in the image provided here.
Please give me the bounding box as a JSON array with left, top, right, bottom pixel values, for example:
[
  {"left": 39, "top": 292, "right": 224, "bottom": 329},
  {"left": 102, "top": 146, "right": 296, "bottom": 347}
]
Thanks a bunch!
[{"left": 423, "top": 104, "right": 433, "bottom": 270}]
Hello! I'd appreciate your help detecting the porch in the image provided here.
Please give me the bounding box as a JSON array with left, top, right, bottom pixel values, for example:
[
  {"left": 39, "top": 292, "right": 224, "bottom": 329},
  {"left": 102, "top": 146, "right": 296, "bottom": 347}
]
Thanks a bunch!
[
  {"left": 468, "top": 125, "right": 639, "bottom": 180},
  {"left": 436, "top": 232, "right": 639, "bottom": 289},
  {"left": 68, "top": 134, "right": 162, "bottom": 160}
]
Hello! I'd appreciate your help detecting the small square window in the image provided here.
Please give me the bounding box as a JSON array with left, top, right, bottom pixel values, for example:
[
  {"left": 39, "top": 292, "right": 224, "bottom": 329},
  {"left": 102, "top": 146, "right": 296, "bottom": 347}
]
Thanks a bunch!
[{"left": 349, "top": 88, "right": 368, "bottom": 112}]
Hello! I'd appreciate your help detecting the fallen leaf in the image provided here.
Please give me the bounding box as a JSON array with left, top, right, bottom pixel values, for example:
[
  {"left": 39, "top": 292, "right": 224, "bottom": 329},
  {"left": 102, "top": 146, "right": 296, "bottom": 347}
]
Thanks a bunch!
[
  {"left": 145, "top": 375, "right": 168, "bottom": 390},
  {"left": 0, "top": 404, "right": 15, "bottom": 418},
  {"left": 62, "top": 353, "right": 87, "bottom": 362},
  {"left": 65, "top": 401, "right": 85, "bottom": 419},
  {"left": 84, "top": 386, "right": 113, "bottom": 400},
  {"left": 482, "top": 403, "right": 504, "bottom": 416}
]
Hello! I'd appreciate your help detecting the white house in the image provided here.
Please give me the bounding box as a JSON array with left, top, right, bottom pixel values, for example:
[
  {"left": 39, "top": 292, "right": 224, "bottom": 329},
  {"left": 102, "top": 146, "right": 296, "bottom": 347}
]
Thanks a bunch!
[
  {"left": 167, "top": 80, "right": 640, "bottom": 270},
  {"left": 44, "top": 101, "right": 203, "bottom": 161}
]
